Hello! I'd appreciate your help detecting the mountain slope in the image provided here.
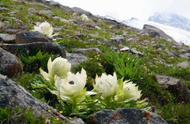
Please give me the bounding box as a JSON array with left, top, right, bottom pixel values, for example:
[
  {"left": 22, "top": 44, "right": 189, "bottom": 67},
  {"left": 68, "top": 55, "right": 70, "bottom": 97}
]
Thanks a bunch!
[
  {"left": 123, "top": 18, "right": 190, "bottom": 45},
  {"left": 0, "top": 0, "right": 190, "bottom": 124},
  {"left": 149, "top": 13, "right": 190, "bottom": 32}
]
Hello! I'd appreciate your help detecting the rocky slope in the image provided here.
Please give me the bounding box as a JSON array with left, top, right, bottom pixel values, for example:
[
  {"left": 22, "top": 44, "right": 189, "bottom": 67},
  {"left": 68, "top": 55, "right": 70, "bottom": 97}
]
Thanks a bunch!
[{"left": 0, "top": 0, "right": 190, "bottom": 124}]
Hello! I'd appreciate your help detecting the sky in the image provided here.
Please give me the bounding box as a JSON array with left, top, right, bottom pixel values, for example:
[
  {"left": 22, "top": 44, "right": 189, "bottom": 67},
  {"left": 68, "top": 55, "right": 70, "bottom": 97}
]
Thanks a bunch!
[{"left": 52, "top": 0, "right": 190, "bottom": 21}]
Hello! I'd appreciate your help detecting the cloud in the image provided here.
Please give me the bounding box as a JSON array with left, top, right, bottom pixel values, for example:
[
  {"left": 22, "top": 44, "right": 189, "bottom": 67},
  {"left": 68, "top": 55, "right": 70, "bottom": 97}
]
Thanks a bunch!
[{"left": 52, "top": 0, "right": 190, "bottom": 20}]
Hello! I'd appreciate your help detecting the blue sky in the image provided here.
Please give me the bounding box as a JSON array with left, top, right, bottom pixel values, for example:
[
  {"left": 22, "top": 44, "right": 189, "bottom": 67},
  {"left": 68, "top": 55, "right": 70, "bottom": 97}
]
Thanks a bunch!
[{"left": 52, "top": 0, "right": 190, "bottom": 21}]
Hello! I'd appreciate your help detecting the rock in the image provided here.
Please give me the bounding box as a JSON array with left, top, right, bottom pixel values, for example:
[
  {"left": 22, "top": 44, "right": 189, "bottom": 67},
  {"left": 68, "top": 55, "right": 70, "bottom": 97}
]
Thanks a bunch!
[
  {"left": 120, "top": 46, "right": 130, "bottom": 52},
  {"left": 53, "top": 16, "right": 70, "bottom": 23},
  {"left": 0, "top": 21, "right": 5, "bottom": 29},
  {"left": 73, "top": 48, "right": 101, "bottom": 54},
  {"left": 66, "top": 53, "right": 88, "bottom": 66},
  {"left": 156, "top": 75, "right": 180, "bottom": 88},
  {"left": 156, "top": 75, "right": 190, "bottom": 103},
  {"left": 179, "top": 52, "right": 190, "bottom": 59},
  {"left": 130, "top": 48, "right": 144, "bottom": 56},
  {"left": 38, "top": 10, "right": 53, "bottom": 18},
  {"left": 4, "top": 28, "right": 22, "bottom": 34},
  {"left": 0, "top": 33, "right": 16, "bottom": 43},
  {"left": 0, "top": 48, "right": 22, "bottom": 77},
  {"left": 15, "top": 31, "right": 51, "bottom": 44},
  {"left": 142, "top": 24, "right": 174, "bottom": 41},
  {"left": 87, "top": 109, "right": 167, "bottom": 124},
  {"left": 0, "top": 42, "right": 66, "bottom": 57},
  {"left": 177, "top": 61, "right": 190, "bottom": 68},
  {"left": 120, "top": 47, "right": 144, "bottom": 56},
  {"left": 72, "top": 7, "right": 92, "bottom": 16},
  {"left": 111, "top": 35, "right": 125, "bottom": 44},
  {"left": 0, "top": 74, "right": 84, "bottom": 124},
  {"left": 0, "top": 7, "right": 9, "bottom": 11}
]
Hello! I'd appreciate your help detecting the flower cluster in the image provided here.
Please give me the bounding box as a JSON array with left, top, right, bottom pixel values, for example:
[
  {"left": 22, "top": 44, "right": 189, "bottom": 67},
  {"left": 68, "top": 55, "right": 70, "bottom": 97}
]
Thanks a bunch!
[
  {"left": 33, "top": 21, "right": 57, "bottom": 38},
  {"left": 40, "top": 57, "right": 143, "bottom": 115},
  {"left": 40, "top": 57, "right": 141, "bottom": 101}
]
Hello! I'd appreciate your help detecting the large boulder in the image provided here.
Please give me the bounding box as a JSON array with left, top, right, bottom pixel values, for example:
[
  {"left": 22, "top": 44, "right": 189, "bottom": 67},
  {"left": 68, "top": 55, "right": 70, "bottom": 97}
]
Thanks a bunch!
[
  {"left": 142, "top": 24, "right": 174, "bottom": 41},
  {"left": 156, "top": 75, "right": 190, "bottom": 103},
  {"left": 87, "top": 109, "right": 167, "bottom": 124},
  {"left": 0, "top": 42, "right": 66, "bottom": 57},
  {"left": 15, "top": 31, "right": 51, "bottom": 44},
  {"left": 0, "top": 48, "right": 22, "bottom": 77},
  {"left": 0, "top": 74, "right": 84, "bottom": 124}
]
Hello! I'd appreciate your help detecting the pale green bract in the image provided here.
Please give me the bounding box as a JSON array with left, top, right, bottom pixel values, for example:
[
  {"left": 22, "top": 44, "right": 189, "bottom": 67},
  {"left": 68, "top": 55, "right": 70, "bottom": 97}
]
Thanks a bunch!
[
  {"left": 33, "top": 21, "right": 56, "bottom": 38},
  {"left": 40, "top": 57, "right": 71, "bottom": 82},
  {"left": 53, "top": 68, "right": 87, "bottom": 101},
  {"left": 94, "top": 72, "right": 118, "bottom": 98}
]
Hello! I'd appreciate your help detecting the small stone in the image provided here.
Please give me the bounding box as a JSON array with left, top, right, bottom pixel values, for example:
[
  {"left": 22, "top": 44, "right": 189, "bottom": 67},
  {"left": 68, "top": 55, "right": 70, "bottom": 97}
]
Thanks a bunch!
[
  {"left": 179, "top": 53, "right": 190, "bottom": 59},
  {"left": 111, "top": 35, "right": 125, "bottom": 44},
  {"left": 131, "top": 48, "right": 144, "bottom": 56},
  {"left": 0, "top": 21, "right": 5, "bottom": 29},
  {"left": 0, "top": 7, "right": 9, "bottom": 11},
  {"left": 177, "top": 61, "right": 190, "bottom": 68},
  {"left": 74, "top": 48, "right": 101, "bottom": 54},
  {"left": 66, "top": 53, "right": 87, "bottom": 66},
  {"left": 38, "top": 10, "right": 53, "bottom": 18},
  {"left": 53, "top": 16, "right": 70, "bottom": 23},
  {"left": 0, "top": 33, "right": 16, "bottom": 43},
  {"left": 120, "top": 46, "right": 130, "bottom": 52}
]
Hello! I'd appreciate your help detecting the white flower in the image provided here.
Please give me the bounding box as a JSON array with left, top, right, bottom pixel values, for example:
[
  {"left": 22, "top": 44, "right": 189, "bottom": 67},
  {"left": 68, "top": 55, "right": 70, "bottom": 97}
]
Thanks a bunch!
[
  {"left": 80, "top": 14, "right": 89, "bottom": 21},
  {"left": 40, "top": 57, "right": 71, "bottom": 82},
  {"left": 123, "top": 81, "right": 142, "bottom": 100},
  {"left": 33, "top": 21, "right": 55, "bottom": 37},
  {"left": 54, "top": 68, "right": 87, "bottom": 100},
  {"left": 94, "top": 72, "right": 118, "bottom": 98}
]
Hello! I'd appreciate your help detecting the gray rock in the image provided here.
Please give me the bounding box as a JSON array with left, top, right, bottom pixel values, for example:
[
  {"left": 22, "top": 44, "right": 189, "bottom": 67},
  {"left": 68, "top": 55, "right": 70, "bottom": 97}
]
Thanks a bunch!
[
  {"left": 177, "top": 61, "right": 190, "bottom": 68},
  {"left": 0, "top": 21, "right": 5, "bottom": 29},
  {"left": 16, "top": 31, "right": 51, "bottom": 44},
  {"left": 111, "top": 35, "right": 125, "bottom": 44},
  {"left": 120, "top": 47, "right": 130, "bottom": 52},
  {"left": 0, "top": 42, "right": 66, "bottom": 57},
  {"left": 0, "top": 7, "right": 9, "bottom": 11},
  {"left": 120, "top": 47, "right": 144, "bottom": 56},
  {"left": 156, "top": 75, "right": 190, "bottom": 103},
  {"left": 0, "top": 48, "right": 22, "bottom": 77},
  {"left": 66, "top": 53, "right": 87, "bottom": 66},
  {"left": 38, "top": 10, "right": 53, "bottom": 18},
  {"left": 72, "top": 7, "right": 92, "bottom": 16},
  {"left": 53, "top": 16, "right": 70, "bottom": 23},
  {"left": 131, "top": 48, "right": 144, "bottom": 56},
  {"left": 73, "top": 48, "right": 101, "bottom": 54},
  {"left": 87, "top": 109, "right": 167, "bottom": 124},
  {"left": 142, "top": 24, "right": 174, "bottom": 41},
  {"left": 0, "top": 74, "right": 83, "bottom": 124},
  {"left": 179, "top": 52, "right": 190, "bottom": 59},
  {"left": 156, "top": 75, "right": 180, "bottom": 88},
  {"left": 0, "top": 33, "right": 16, "bottom": 43},
  {"left": 5, "top": 28, "right": 22, "bottom": 34}
]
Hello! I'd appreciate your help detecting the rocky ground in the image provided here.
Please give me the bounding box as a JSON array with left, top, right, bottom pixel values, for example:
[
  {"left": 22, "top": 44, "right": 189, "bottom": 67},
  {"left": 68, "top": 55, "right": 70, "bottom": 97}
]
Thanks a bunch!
[{"left": 0, "top": 0, "right": 190, "bottom": 124}]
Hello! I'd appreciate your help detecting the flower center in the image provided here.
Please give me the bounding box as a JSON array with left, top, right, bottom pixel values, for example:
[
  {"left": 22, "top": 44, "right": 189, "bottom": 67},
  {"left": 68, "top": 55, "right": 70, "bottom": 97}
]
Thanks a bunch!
[{"left": 69, "top": 81, "right": 74, "bottom": 85}]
